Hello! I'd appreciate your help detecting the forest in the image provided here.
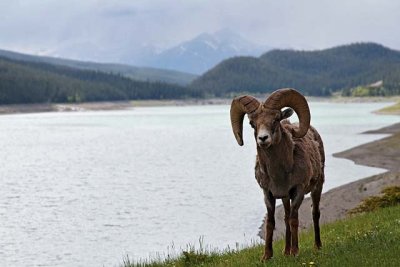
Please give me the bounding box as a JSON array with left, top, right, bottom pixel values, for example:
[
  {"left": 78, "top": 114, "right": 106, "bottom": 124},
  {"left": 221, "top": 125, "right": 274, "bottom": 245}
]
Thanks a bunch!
[
  {"left": 0, "top": 56, "right": 200, "bottom": 104},
  {"left": 190, "top": 43, "right": 400, "bottom": 96},
  {"left": 1, "top": 43, "right": 400, "bottom": 105}
]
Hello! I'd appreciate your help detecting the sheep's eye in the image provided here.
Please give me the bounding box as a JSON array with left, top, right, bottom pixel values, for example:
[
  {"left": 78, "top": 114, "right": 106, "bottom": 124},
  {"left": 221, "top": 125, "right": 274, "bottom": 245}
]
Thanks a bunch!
[
  {"left": 271, "top": 119, "right": 280, "bottom": 131},
  {"left": 249, "top": 121, "right": 255, "bottom": 129}
]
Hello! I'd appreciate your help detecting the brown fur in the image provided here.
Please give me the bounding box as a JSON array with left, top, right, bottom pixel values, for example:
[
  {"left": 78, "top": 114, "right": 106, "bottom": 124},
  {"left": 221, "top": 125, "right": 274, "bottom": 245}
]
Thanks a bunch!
[{"left": 248, "top": 105, "right": 325, "bottom": 261}]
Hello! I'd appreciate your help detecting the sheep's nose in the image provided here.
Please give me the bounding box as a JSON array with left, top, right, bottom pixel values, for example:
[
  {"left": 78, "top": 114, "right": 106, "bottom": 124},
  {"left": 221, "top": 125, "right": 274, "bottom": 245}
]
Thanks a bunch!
[{"left": 258, "top": 135, "right": 269, "bottom": 142}]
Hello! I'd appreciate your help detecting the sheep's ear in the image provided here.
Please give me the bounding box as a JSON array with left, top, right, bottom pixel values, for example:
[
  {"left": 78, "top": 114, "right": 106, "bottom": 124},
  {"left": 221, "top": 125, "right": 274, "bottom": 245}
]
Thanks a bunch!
[{"left": 281, "top": 108, "right": 294, "bottom": 120}]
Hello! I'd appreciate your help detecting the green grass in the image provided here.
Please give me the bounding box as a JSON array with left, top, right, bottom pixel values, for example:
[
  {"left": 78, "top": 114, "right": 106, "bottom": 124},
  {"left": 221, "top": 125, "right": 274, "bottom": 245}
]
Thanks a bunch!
[
  {"left": 123, "top": 205, "right": 400, "bottom": 267},
  {"left": 377, "top": 101, "right": 400, "bottom": 114}
]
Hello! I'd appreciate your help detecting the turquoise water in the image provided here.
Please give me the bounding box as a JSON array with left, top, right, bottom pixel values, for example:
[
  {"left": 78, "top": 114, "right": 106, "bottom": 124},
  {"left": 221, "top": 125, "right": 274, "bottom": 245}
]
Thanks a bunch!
[{"left": 0, "top": 102, "right": 398, "bottom": 266}]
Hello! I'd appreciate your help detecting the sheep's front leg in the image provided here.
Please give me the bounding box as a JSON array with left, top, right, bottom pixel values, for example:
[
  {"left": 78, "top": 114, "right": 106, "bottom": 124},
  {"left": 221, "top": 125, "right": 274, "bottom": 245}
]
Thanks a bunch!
[
  {"left": 262, "top": 190, "right": 276, "bottom": 261},
  {"left": 289, "top": 185, "right": 304, "bottom": 256},
  {"left": 282, "top": 197, "right": 291, "bottom": 255}
]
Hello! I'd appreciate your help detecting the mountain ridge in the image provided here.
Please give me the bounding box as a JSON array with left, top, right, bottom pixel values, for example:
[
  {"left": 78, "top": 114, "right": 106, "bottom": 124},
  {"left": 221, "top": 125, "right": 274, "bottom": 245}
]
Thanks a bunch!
[
  {"left": 0, "top": 49, "right": 197, "bottom": 86},
  {"left": 0, "top": 55, "right": 199, "bottom": 104},
  {"left": 44, "top": 29, "right": 271, "bottom": 75},
  {"left": 190, "top": 42, "right": 400, "bottom": 96}
]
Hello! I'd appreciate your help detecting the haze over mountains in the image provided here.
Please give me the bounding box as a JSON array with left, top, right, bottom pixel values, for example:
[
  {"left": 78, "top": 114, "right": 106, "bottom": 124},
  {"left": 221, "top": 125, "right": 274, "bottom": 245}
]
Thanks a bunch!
[{"left": 49, "top": 29, "right": 271, "bottom": 75}]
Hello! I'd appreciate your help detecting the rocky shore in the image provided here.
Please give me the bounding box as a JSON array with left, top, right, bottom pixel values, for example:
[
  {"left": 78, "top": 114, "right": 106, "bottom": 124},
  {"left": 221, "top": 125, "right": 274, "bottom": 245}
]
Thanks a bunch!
[{"left": 260, "top": 122, "right": 400, "bottom": 240}]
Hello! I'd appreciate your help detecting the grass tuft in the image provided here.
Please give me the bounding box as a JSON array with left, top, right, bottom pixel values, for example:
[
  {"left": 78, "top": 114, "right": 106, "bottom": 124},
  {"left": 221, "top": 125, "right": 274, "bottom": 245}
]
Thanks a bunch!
[
  {"left": 377, "top": 101, "right": 400, "bottom": 114},
  {"left": 349, "top": 186, "right": 400, "bottom": 214}
]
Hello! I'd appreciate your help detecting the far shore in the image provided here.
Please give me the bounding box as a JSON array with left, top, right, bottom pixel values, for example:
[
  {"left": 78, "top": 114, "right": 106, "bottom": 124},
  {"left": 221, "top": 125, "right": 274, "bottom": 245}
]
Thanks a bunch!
[
  {"left": 0, "top": 96, "right": 399, "bottom": 115},
  {"left": 259, "top": 121, "right": 400, "bottom": 240},
  {"left": 0, "top": 99, "right": 231, "bottom": 115},
  {"left": 0, "top": 101, "right": 135, "bottom": 115}
]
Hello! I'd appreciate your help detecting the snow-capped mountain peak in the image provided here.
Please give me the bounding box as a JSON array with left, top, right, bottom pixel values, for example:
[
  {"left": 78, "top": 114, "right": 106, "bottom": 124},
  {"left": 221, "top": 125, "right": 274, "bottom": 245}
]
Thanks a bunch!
[{"left": 141, "top": 29, "right": 272, "bottom": 74}]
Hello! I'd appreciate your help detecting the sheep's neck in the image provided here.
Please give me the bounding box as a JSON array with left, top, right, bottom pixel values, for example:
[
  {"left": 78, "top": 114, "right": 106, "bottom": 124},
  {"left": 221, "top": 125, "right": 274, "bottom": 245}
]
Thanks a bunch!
[{"left": 258, "top": 130, "right": 294, "bottom": 198}]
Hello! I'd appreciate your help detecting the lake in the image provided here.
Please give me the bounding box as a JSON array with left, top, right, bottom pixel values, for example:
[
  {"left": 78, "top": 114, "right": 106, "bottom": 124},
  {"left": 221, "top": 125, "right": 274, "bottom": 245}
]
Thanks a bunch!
[{"left": 0, "top": 102, "right": 399, "bottom": 266}]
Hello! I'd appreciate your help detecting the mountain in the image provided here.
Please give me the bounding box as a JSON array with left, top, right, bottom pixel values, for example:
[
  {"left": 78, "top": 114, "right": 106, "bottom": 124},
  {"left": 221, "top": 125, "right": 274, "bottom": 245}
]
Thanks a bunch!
[
  {"left": 139, "top": 29, "right": 272, "bottom": 74},
  {"left": 0, "top": 49, "right": 197, "bottom": 86},
  {"left": 44, "top": 29, "right": 271, "bottom": 75},
  {"left": 0, "top": 56, "right": 200, "bottom": 105},
  {"left": 190, "top": 43, "right": 400, "bottom": 96}
]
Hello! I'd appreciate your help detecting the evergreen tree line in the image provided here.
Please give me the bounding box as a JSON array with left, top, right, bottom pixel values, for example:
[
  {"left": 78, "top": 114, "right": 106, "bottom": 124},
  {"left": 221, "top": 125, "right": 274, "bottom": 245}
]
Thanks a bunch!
[
  {"left": 2, "top": 42, "right": 400, "bottom": 104},
  {"left": 0, "top": 57, "right": 201, "bottom": 105},
  {"left": 190, "top": 43, "right": 400, "bottom": 97}
]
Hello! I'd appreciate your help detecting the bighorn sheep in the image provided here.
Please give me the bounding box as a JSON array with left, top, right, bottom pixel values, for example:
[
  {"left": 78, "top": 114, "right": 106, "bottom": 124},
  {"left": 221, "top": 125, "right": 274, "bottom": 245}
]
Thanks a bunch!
[{"left": 230, "top": 88, "right": 325, "bottom": 260}]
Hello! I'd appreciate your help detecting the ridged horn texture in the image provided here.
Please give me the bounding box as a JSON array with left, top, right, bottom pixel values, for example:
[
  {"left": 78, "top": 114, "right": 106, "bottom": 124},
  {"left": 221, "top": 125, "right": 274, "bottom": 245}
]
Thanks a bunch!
[
  {"left": 230, "top": 95, "right": 260, "bottom": 146},
  {"left": 264, "top": 88, "right": 310, "bottom": 138}
]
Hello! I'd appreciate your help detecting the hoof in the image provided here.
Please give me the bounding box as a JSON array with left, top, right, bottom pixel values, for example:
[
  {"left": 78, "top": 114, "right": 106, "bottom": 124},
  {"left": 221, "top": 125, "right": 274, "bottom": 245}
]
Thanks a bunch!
[
  {"left": 290, "top": 247, "right": 299, "bottom": 256},
  {"left": 314, "top": 242, "right": 322, "bottom": 250},
  {"left": 283, "top": 247, "right": 291, "bottom": 256},
  {"left": 261, "top": 252, "right": 273, "bottom": 262}
]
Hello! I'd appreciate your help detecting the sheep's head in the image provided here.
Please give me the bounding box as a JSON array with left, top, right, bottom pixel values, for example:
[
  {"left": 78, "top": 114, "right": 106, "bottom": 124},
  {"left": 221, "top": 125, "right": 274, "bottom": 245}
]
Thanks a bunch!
[{"left": 230, "top": 88, "right": 311, "bottom": 147}]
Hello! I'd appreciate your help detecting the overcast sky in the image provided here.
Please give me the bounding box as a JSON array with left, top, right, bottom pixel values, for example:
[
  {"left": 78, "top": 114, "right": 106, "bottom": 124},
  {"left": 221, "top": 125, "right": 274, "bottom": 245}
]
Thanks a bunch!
[{"left": 1, "top": 0, "right": 399, "bottom": 56}]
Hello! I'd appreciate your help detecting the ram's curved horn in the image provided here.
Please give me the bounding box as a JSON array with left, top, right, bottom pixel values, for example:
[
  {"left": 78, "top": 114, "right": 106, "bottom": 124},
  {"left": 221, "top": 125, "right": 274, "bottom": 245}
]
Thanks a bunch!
[
  {"left": 264, "top": 88, "right": 310, "bottom": 138},
  {"left": 230, "top": 95, "right": 260, "bottom": 146}
]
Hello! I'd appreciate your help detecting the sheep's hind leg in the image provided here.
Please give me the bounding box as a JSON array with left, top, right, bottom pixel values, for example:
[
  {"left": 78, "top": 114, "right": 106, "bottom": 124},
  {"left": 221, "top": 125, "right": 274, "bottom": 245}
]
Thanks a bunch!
[
  {"left": 289, "top": 185, "right": 305, "bottom": 256},
  {"left": 261, "top": 190, "right": 276, "bottom": 261},
  {"left": 282, "top": 197, "right": 291, "bottom": 256},
  {"left": 311, "top": 183, "right": 323, "bottom": 249}
]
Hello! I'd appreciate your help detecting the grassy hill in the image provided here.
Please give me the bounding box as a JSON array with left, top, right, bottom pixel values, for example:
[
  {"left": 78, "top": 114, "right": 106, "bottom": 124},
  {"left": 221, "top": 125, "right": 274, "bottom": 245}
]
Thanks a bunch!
[
  {"left": 0, "top": 56, "right": 199, "bottom": 104},
  {"left": 190, "top": 43, "right": 400, "bottom": 96},
  {"left": 0, "top": 49, "right": 197, "bottom": 86},
  {"left": 124, "top": 204, "right": 400, "bottom": 267}
]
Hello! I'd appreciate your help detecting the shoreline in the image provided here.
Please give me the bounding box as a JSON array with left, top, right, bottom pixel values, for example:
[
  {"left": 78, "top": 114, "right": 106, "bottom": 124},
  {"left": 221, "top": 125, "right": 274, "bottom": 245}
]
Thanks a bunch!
[
  {"left": 0, "top": 96, "right": 398, "bottom": 115},
  {"left": 0, "top": 99, "right": 232, "bottom": 115},
  {"left": 259, "top": 121, "right": 400, "bottom": 240},
  {"left": 0, "top": 101, "right": 135, "bottom": 115}
]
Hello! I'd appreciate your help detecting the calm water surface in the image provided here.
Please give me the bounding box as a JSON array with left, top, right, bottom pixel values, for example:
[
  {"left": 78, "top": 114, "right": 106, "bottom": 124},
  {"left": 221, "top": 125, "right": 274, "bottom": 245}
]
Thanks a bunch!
[{"left": 0, "top": 102, "right": 398, "bottom": 266}]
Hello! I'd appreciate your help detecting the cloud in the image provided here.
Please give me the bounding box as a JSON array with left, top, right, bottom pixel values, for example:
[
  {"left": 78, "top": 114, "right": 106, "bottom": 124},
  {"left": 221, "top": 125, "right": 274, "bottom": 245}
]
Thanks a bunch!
[
  {"left": 102, "top": 6, "right": 138, "bottom": 18},
  {"left": 0, "top": 0, "right": 399, "bottom": 58}
]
